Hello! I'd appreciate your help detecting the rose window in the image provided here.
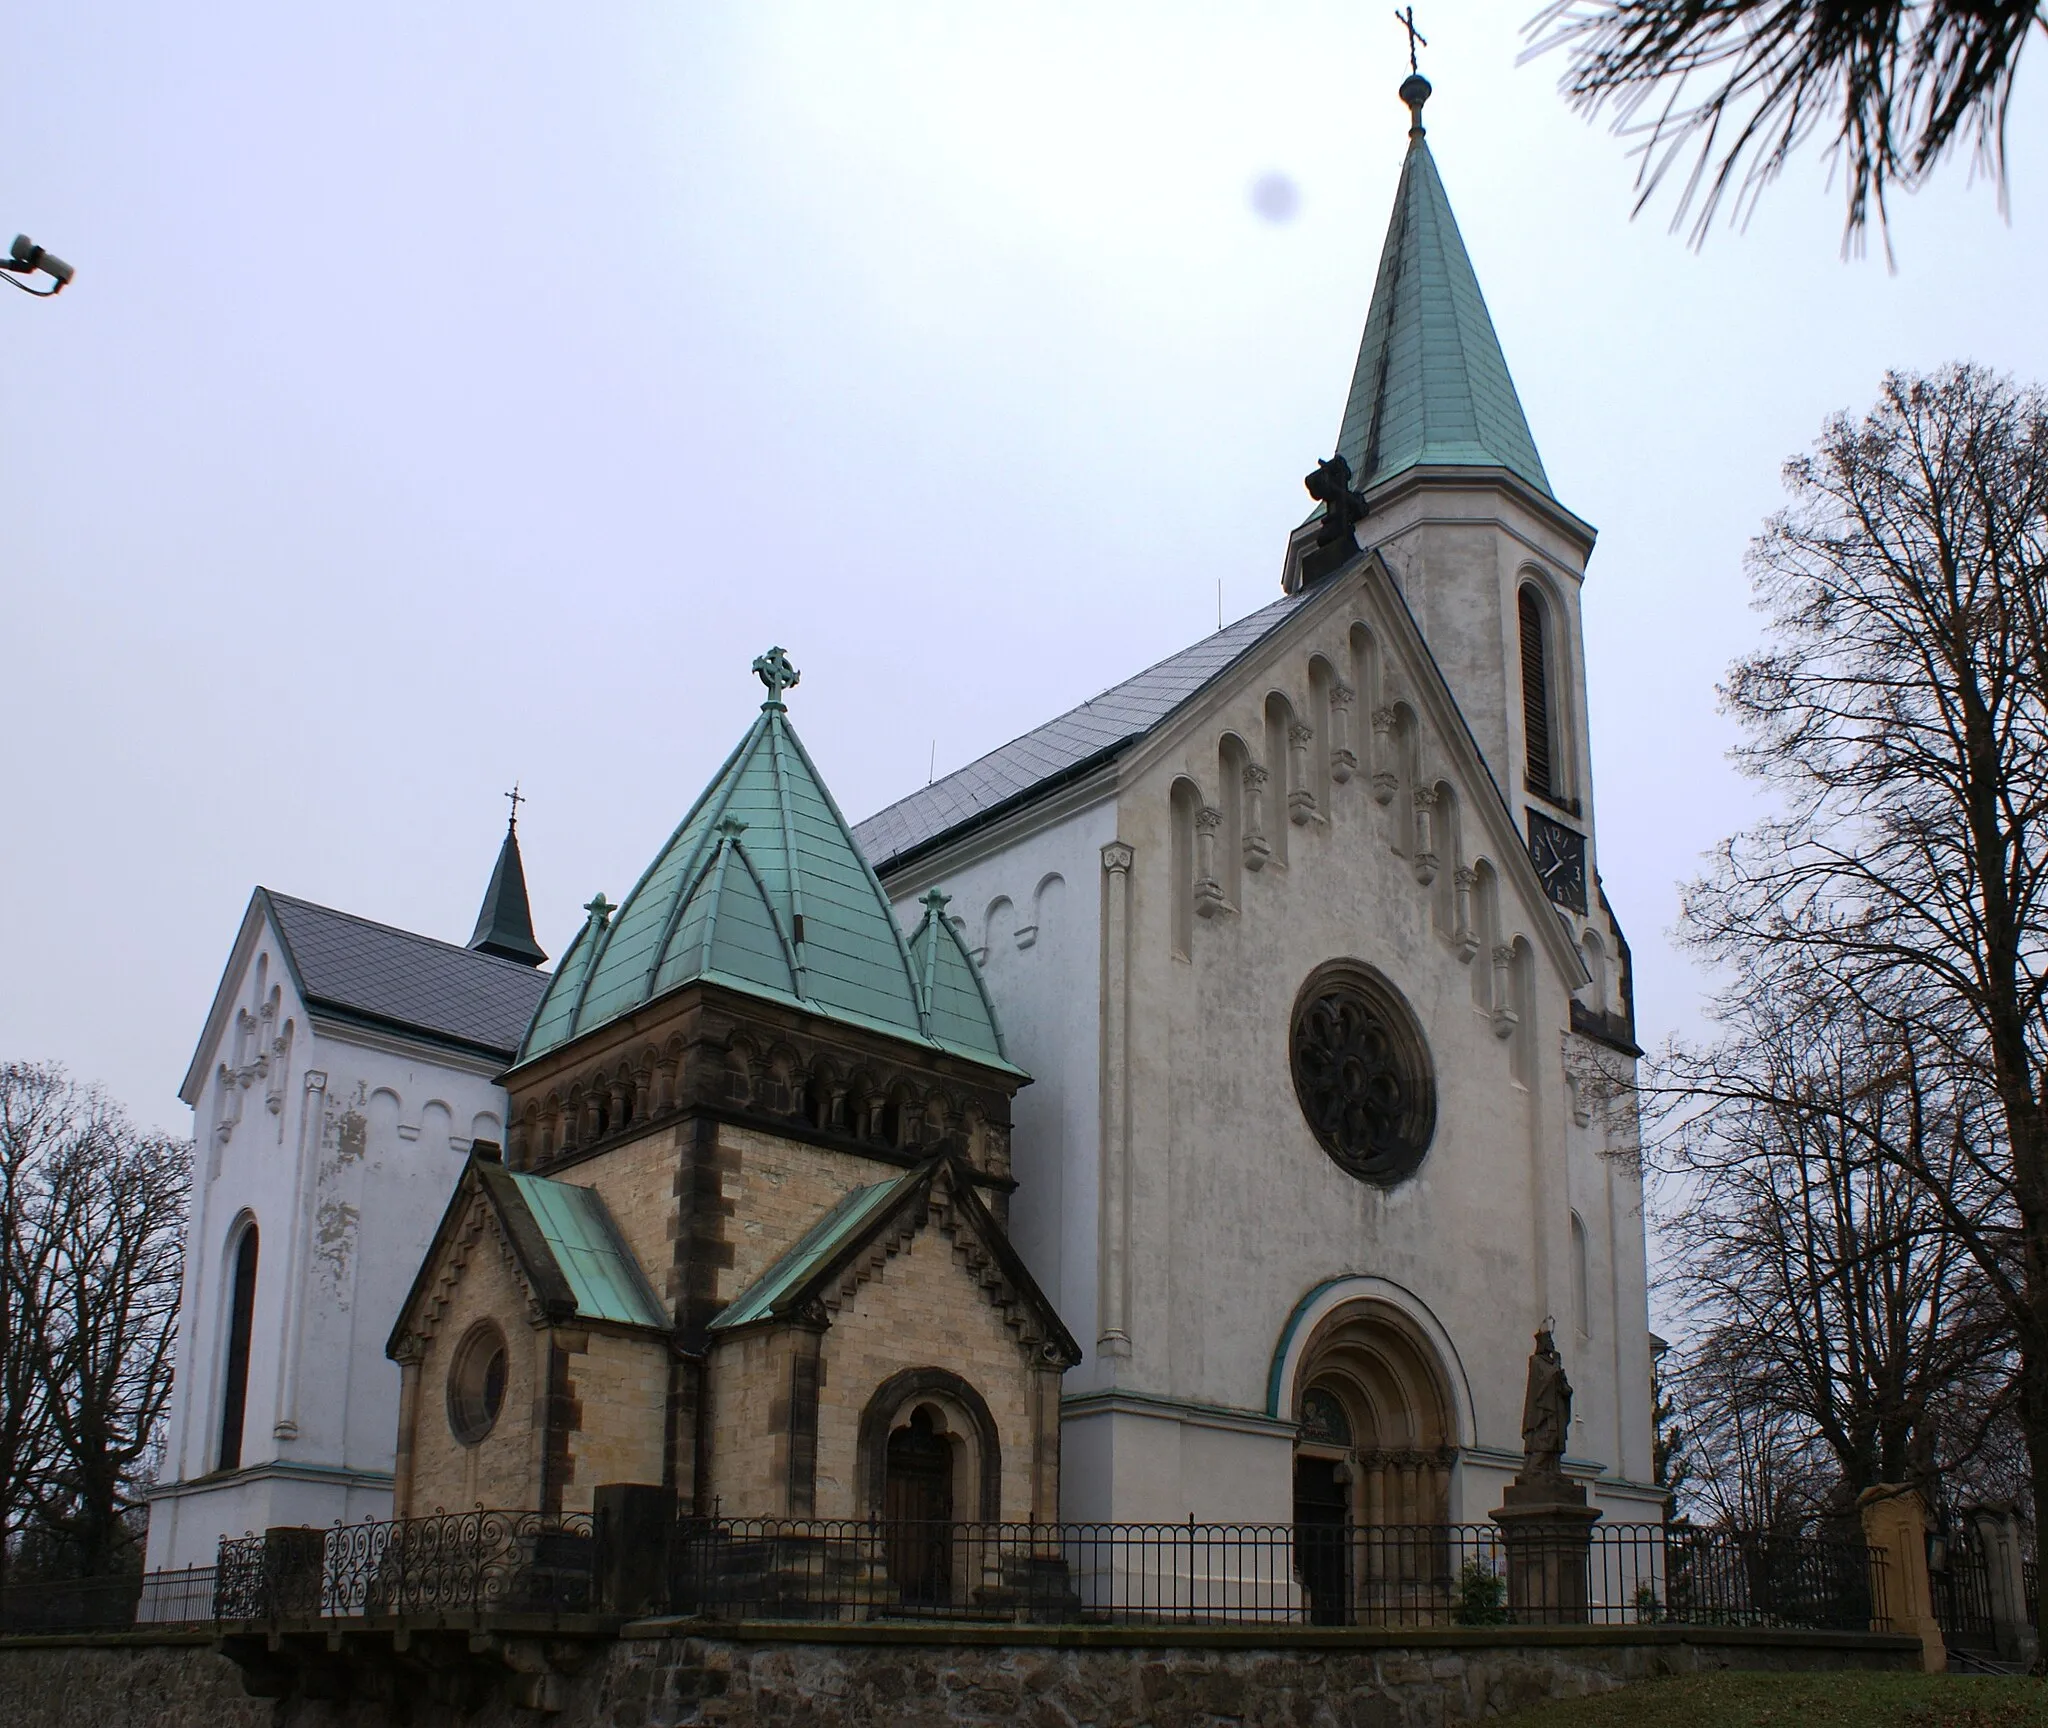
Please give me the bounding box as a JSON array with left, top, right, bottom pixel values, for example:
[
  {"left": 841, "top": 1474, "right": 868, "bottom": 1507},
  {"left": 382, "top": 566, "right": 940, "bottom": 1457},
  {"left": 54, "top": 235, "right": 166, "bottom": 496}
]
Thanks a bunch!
[{"left": 1288, "top": 964, "right": 1435, "bottom": 1185}]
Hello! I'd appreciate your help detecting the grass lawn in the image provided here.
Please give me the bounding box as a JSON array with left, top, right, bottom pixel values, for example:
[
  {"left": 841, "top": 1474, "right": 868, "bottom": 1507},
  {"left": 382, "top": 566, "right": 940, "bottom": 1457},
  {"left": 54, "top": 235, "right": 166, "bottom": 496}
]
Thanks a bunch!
[{"left": 1504, "top": 1670, "right": 2047, "bottom": 1726}]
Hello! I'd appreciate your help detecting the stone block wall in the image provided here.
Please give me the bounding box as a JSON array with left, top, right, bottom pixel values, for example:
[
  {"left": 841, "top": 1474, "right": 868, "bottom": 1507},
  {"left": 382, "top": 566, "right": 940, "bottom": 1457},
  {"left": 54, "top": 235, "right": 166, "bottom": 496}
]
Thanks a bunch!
[
  {"left": 399, "top": 1207, "right": 542, "bottom": 1517},
  {"left": 562, "top": 1330, "right": 669, "bottom": 1513},
  {"left": 0, "top": 1623, "right": 1922, "bottom": 1728},
  {"left": 715, "top": 1125, "right": 901, "bottom": 1307}
]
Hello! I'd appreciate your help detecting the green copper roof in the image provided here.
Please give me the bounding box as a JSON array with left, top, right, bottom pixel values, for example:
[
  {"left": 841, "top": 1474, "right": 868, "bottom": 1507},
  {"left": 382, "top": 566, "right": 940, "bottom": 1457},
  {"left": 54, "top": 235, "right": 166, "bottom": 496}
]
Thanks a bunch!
[
  {"left": 1335, "top": 84, "right": 1551, "bottom": 499},
  {"left": 906, "top": 889, "right": 1007, "bottom": 1062},
  {"left": 504, "top": 1169, "right": 668, "bottom": 1329},
  {"left": 709, "top": 1169, "right": 919, "bottom": 1333},
  {"left": 517, "top": 651, "right": 1017, "bottom": 1073}
]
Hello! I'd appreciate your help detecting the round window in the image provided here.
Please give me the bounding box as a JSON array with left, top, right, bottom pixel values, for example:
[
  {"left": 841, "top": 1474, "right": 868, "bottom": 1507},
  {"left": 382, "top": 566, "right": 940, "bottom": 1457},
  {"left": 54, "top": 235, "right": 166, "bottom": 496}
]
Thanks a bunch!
[
  {"left": 446, "top": 1321, "right": 509, "bottom": 1446},
  {"left": 1288, "top": 963, "right": 1436, "bottom": 1185}
]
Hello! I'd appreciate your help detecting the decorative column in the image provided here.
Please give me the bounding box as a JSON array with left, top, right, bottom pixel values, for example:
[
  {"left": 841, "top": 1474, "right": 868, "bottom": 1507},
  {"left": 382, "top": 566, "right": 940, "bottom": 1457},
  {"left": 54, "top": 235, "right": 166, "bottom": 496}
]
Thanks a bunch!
[
  {"left": 1328, "top": 682, "right": 1357, "bottom": 783},
  {"left": 1491, "top": 945, "right": 1519, "bottom": 1039},
  {"left": 1968, "top": 1504, "right": 2039, "bottom": 1668},
  {"left": 1411, "top": 786, "right": 1439, "bottom": 884},
  {"left": 1097, "top": 842, "right": 1134, "bottom": 1361},
  {"left": 1194, "top": 807, "right": 1228, "bottom": 917},
  {"left": 272, "top": 1069, "right": 327, "bottom": 1442},
  {"left": 1453, "top": 867, "right": 1480, "bottom": 962},
  {"left": 1370, "top": 709, "right": 1399, "bottom": 805},
  {"left": 1288, "top": 724, "right": 1319, "bottom": 825},
  {"left": 1241, "top": 764, "right": 1272, "bottom": 872}
]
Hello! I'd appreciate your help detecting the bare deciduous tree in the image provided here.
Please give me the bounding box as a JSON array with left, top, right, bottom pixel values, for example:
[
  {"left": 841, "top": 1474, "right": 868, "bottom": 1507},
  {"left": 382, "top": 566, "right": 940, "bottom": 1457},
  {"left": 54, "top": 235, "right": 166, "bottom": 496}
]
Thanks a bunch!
[
  {"left": 1677, "top": 364, "right": 2048, "bottom": 1642},
  {"left": 1526, "top": 1, "right": 2046, "bottom": 244},
  {"left": 1652, "top": 961, "right": 2017, "bottom": 1530},
  {"left": 0, "top": 1064, "right": 189, "bottom": 1583}
]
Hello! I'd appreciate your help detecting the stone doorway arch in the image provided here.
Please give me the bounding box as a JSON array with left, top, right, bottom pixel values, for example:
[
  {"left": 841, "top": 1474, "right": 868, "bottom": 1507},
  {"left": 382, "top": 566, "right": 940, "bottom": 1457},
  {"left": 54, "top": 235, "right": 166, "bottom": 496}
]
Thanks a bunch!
[
  {"left": 857, "top": 1369, "right": 1002, "bottom": 1608},
  {"left": 1290, "top": 1299, "right": 1458, "bottom": 1624}
]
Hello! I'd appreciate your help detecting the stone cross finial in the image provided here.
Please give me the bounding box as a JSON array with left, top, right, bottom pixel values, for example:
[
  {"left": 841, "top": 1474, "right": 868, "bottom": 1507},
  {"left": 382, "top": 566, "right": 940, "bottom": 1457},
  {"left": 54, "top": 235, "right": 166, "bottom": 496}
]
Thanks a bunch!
[{"left": 752, "top": 646, "right": 801, "bottom": 703}]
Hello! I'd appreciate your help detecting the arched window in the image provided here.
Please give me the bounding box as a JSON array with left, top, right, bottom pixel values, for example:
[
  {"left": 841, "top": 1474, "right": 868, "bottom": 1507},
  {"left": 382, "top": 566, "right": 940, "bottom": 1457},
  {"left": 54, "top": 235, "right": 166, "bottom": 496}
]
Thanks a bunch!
[
  {"left": 1169, "top": 778, "right": 1201, "bottom": 959},
  {"left": 1570, "top": 1211, "right": 1592, "bottom": 1340},
  {"left": 1519, "top": 584, "right": 1555, "bottom": 799},
  {"left": 217, "top": 1220, "right": 259, "bottom": 1471}
]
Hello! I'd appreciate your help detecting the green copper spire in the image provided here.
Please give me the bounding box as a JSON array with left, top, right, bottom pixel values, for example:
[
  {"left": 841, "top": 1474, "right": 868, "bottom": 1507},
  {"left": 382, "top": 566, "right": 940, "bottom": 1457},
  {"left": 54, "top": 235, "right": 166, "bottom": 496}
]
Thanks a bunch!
[
  {"left": 468, "top": 792, "right": 548, "bottom": 967},
  {"left": 1334, "top": 74, "right": 1552, "bottom": 499},
  {"left": 516, "top": 652, "right": 1015, "bottom": 1073}
]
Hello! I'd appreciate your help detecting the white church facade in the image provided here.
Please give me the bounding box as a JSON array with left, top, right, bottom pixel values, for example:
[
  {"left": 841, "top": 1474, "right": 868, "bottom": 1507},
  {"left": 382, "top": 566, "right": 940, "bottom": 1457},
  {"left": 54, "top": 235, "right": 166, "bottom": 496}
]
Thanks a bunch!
[
  {"left": 146, "top": 73, "right": 1657, "bottom": 1576},
  {"left": 144, "top": 837, "right": 550, "bottom": 1572}
]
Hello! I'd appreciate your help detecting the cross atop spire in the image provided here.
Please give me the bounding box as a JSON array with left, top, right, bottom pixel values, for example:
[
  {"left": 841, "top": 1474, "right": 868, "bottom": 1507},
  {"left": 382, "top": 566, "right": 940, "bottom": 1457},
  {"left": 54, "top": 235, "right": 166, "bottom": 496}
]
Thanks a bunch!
[
  {"left": 505, "top": 781, "right": 525, "bottom": 831},
  {"left": 1393, "top": 5, "right": 1426, "bottom": 74}
]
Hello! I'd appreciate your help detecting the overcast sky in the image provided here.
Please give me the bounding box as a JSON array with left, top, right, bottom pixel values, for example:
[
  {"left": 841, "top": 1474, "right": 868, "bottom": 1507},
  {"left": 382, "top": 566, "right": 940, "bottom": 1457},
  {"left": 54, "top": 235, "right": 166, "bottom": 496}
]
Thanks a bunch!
[{"left": 5, "top": 2, "right": 2045, "bottom": 1137}]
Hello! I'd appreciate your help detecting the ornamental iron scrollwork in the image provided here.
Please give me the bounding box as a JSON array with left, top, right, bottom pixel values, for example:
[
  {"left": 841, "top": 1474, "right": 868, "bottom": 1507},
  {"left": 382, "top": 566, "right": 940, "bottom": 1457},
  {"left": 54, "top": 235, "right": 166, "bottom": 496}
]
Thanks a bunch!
[{"left": 1289, "top": 963, "right": 1436, "bottom": 1185}]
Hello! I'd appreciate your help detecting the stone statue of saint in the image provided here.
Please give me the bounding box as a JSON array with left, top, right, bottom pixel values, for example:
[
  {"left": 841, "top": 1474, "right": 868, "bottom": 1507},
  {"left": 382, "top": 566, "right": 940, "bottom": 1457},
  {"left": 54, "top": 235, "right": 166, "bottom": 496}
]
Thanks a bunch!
[{"left": 1520, "top": 1327, "right": 1572, "bottom": 1477}]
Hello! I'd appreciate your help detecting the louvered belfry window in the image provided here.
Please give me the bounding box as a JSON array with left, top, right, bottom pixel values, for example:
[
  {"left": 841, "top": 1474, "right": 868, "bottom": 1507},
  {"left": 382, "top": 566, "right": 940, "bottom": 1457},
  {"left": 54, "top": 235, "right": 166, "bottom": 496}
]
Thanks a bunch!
[{"left": 1519, "top": 585, "right": 1554, "bottom": 798}]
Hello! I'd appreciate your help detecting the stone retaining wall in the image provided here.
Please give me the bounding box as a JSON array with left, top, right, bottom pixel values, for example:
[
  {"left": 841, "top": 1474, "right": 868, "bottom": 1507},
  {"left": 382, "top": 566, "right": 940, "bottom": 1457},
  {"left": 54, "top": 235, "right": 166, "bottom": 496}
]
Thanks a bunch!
[{"left": 2, "top": 1620, "right": 1920, "bottom": 1728}]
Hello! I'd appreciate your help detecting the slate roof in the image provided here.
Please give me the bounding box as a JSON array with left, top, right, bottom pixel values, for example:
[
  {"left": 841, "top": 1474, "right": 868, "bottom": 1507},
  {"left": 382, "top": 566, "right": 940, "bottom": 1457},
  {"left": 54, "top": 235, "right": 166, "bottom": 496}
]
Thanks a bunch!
[
  {"left": 853, "top": 590, "right": 1311, "bottom": 876},
  {"left": 1334, "top": 89, "right": 1552, "bottom": 498},
  {"left": 263, "top": 889, "right": 552, "bottom": 1062},
  {"left": 519, "top": 663, "right": 1017, "bottom": 1072}
]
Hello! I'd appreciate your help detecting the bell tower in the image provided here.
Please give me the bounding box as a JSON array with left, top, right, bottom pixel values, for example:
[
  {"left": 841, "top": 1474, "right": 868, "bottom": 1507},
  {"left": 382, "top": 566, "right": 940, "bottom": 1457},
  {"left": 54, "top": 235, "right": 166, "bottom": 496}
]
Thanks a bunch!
[{"left": 1287, "top": 69, "right": 1612, "bottom": 985}]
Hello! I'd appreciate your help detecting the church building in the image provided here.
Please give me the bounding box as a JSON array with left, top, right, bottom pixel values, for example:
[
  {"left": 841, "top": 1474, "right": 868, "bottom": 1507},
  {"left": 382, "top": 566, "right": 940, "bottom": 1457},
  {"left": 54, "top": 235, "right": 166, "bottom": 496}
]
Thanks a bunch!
[
  {"left": 148, "top": 71, "right": 1656, "bottom": 1581},
  {"left": 848, "top": 72, "right": 1655, "bottom": 1533}
]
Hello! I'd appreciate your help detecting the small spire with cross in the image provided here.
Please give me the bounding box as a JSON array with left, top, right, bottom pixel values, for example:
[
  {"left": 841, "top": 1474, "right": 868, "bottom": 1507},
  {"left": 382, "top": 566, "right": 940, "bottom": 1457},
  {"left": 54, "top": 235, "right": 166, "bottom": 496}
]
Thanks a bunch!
[
  {"left": 752, "top": 646, "right": 800, "bottom": 707},
  {"left": 504, "top": 781, "right": 525, "bottom": 832},
  {"left": 1393, "top": 4, "right": 1433, "bottom": 137}
]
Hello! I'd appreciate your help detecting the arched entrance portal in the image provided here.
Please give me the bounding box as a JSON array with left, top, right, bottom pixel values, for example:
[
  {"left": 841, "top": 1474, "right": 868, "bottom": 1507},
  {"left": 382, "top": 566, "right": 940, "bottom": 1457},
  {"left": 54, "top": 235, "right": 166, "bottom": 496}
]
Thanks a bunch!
[
  {"left": 1290, "top": 1300, "right": 1457, "bottom": 1624},
  {"left": 858, "top": 1369, "right": 1002, "bottom": 1610}
]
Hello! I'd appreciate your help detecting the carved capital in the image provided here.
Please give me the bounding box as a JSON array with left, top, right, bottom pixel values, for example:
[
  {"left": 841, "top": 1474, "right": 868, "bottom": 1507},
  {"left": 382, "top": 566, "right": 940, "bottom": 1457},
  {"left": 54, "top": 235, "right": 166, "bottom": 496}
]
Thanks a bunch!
[
  {"left": 1454, "top": 866, "right": 1479, "bottom": 890},
  {"left": 1412, "top": 785, "right": 1439, "bottom": 810},
  {"left": 1101, "top": 841, "right": 1135, "bottom": 876},
  {"left": 1196, "top": 806, "right": 1223, "bottom": 834},
  {"left": 1288, "top": 722, "right": 1314, "bottom": 749},
  {"left": 1371, "top": 706, "right": 1398, "bottom": 738},
  {"left": 1242, "top": 762, "right": 1269, "bottom": 791},
  {"left": 1330, "top": 680, "right": 1355, "bottom": 711},
  {"left": 1492, "top": 943, "right": 1517, "bottom": 968}
]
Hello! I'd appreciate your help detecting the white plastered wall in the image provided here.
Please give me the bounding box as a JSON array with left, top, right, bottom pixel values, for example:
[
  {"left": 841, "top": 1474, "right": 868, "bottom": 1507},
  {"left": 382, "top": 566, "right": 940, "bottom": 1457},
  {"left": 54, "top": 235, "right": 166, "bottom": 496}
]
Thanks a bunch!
[{"left": 145, "top": 910, "right": 512, "bottom": 1571}]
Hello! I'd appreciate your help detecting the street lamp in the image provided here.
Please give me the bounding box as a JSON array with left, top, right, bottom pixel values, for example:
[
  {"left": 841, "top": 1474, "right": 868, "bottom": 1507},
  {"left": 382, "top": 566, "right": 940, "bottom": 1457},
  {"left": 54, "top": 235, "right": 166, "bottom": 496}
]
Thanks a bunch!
[{"left": 4, "top": 236, "right": 75, "bottom": 296}]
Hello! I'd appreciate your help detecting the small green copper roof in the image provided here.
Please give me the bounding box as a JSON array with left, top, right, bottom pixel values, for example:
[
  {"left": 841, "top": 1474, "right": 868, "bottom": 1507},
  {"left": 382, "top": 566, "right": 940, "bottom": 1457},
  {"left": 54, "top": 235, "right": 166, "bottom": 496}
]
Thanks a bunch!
[
  {"left": 469, "top": 806, "right": 548, "bottom": 967},
  {"left": 1334, "top": 78, "right": 1551, "bottom": 499},
  {"left": 710, "top": 1169, "right": 920, "bottom": 1333},
  {"left": 906, "top": 889, "right": 1008, "bottom": 1062},
  {"left": 517, "top": 650, "right": 1017, "bottom": 1073},
  {"left": 503, "top": 1169, "right": 668, "bottom": 1329}
]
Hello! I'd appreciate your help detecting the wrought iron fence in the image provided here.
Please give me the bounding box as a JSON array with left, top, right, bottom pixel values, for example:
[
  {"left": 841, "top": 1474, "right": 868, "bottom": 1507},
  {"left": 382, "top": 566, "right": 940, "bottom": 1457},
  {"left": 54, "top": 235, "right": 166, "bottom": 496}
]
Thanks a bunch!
[
  {"left": 669, "top": 1518, "right": 1886, "bottom": 1631},
  {"left": 0, "top": 1566, "right": 217, "bottom": 1635},
  {"left": 2025, "top": 1556, "right": 2038, "bottom": 1627},
  {"left": 213, "top": 1510, "right": 594, "bottom": 1621},
  {"left": 197, "top": 1510, "right": 1883, "bottom": 1633},
  {"left": 1928, "top": 1530, "right": 1997, "bottom": 1655}
]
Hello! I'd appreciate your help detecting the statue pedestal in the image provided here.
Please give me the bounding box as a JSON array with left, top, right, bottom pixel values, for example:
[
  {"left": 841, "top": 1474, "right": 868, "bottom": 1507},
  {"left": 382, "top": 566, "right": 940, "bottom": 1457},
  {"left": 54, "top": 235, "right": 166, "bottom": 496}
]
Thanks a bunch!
[{"left": 1492, "top": 1476, "right": 1602, "bottom": 1626}]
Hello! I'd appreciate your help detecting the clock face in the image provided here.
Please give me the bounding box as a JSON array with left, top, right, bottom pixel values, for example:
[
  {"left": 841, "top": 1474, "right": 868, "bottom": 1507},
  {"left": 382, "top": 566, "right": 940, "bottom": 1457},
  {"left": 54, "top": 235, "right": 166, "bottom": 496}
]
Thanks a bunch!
[{"left": 1527, "top": 811, "right": 1587, "bottom": 912}]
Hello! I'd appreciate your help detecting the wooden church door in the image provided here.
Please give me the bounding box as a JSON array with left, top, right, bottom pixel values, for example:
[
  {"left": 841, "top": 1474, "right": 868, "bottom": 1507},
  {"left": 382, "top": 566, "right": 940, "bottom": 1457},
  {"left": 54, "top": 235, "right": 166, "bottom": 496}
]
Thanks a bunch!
[{"left": 883, "top": 1407, "right": 954, "bottom": 1605}]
